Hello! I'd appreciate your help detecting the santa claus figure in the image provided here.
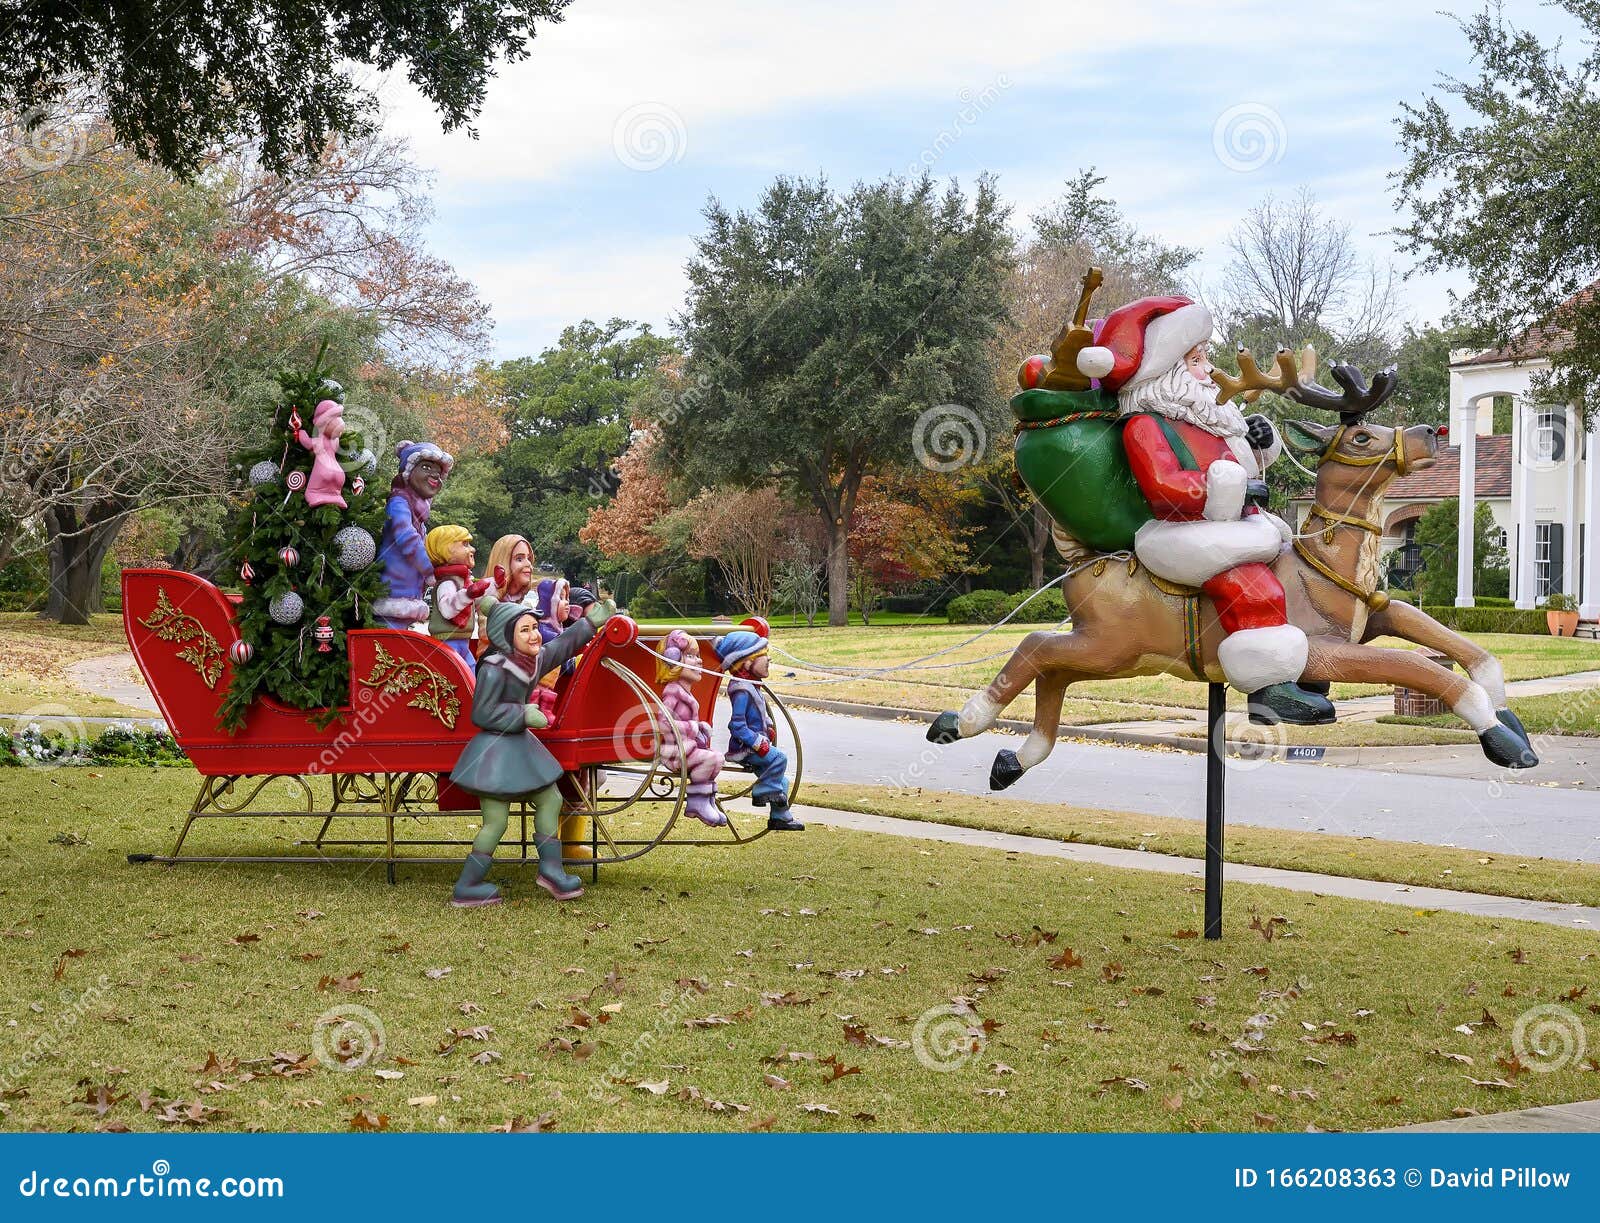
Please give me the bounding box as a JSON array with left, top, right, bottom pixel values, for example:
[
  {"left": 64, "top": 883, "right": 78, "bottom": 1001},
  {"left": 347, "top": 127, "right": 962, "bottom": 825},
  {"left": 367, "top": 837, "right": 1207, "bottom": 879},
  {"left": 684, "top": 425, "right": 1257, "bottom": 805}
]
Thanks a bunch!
[{"left": 1075, "top": 297, "right": 1334, "bottom": 726}]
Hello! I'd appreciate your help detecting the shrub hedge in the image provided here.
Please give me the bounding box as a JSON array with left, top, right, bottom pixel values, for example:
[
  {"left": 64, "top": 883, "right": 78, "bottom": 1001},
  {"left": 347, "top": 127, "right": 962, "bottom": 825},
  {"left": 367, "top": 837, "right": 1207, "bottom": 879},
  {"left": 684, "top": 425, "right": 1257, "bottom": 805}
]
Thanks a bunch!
[
  {"left": 1419, "top": 605, "right": 1550, "bottom": 635},
  {"left": 946, "top": 587, "right": 1071, "bottom": 625},
  {"left": 945, "top": 589, "right": 1011, "bottom": 624}
]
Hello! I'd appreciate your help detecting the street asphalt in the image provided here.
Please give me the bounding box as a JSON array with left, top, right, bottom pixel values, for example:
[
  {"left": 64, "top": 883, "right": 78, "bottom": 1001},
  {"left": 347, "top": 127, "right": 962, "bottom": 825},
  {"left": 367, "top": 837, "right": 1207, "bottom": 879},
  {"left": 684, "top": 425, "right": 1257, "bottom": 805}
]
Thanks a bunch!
[{"left": 788, "top": 707, "right": 1600, "bottom": 864}]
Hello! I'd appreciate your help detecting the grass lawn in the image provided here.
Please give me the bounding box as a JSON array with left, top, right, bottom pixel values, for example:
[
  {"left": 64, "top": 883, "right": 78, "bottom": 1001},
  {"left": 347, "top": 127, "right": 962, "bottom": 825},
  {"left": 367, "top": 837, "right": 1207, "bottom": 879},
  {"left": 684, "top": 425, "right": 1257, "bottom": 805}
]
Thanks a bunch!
[
  {"left": 800, "top": 783, "right": 1600, "bottom": 909},
  {"left": 0, "top": 613, "right": 153, "bottom": 720},
  {"left": 1384, "top": 688, "right": 1600, "bottom": 739},
  {"left": 1, "top": 768, "right": 1598, "bottom": 1133}
]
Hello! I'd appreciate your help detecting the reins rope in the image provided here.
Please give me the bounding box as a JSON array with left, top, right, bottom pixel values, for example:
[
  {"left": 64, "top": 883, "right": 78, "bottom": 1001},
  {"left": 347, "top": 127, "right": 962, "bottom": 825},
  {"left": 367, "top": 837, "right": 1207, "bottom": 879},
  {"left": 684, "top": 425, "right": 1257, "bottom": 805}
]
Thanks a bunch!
[
  {"left": 620, "top": 426, "right": 1407, "bottom": 684},
  {"left": 626, "top": 555, "right": 1116, "bottom": 689}
]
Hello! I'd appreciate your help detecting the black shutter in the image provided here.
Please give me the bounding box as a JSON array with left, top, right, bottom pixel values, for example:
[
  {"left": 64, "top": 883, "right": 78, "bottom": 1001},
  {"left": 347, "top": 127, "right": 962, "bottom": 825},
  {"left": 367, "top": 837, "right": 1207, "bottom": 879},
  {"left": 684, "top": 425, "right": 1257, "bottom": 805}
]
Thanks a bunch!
[{"left": 1549, "top": 522, "right": 1565, "bottom": 596}]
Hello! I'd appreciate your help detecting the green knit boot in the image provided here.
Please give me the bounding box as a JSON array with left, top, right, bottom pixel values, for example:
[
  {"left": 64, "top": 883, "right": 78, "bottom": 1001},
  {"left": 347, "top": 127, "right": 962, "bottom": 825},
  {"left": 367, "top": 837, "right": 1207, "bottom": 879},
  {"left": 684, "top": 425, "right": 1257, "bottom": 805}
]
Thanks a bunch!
[
  {"left": 534, "top": 833, "right": 584, "bottom": 900},
  {"left": 450, "top": 851, "right": 502, "bottom": 907}
]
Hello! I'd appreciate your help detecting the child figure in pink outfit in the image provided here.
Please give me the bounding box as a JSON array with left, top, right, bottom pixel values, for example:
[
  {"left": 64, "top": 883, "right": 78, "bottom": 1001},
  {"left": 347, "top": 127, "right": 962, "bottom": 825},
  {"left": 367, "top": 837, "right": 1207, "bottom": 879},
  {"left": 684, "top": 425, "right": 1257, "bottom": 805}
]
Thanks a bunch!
[
  {"left": 655, "top": 629, "right": 728, "bottom": 827},
  {"left": 295, "top": 399, "right": 348, "bottom": 509}
]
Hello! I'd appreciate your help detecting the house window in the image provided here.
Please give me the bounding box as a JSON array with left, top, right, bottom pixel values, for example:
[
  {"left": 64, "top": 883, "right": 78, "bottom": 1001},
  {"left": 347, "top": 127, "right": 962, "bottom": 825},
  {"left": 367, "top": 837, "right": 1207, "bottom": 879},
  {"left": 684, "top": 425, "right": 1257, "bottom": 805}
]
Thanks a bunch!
[
  {"left": 1534, "top": 408, "right": 1567, "bottom": 462},
  {"left": 1536, "top": 521, "right": 1565, "bottom": 596}
]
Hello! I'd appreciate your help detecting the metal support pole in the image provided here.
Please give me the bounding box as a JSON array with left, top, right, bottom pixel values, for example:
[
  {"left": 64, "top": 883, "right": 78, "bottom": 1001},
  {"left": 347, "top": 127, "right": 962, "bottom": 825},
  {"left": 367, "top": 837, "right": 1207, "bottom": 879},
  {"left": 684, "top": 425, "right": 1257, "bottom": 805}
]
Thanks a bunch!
[{"left": 1204, "top": 682, "right": 1226, "bottom": 939}]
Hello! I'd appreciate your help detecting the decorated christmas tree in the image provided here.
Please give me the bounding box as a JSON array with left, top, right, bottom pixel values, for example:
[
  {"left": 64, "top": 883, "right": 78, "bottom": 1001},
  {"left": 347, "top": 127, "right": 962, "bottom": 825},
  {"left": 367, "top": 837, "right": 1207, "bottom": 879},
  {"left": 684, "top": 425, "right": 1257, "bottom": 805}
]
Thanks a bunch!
[{"left": 217, "top": 347, "right": 388, "bottom": 729}]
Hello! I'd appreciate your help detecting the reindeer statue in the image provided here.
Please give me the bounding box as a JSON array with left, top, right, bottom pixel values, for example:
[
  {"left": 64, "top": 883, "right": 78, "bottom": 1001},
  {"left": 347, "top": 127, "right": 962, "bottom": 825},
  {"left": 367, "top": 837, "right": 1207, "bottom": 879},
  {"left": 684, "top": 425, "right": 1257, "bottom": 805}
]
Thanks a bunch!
[{"left": 929, "top": 275, "right": 1538, "bottom": 790}]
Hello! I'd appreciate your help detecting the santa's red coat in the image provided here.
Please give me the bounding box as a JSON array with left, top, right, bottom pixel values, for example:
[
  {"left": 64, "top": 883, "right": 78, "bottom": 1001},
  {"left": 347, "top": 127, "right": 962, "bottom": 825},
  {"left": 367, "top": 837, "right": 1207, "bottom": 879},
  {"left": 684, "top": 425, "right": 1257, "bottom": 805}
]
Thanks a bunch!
[
  {"left": 1122, "top": 415, "right": 1251, "bottom": 519},
  {"left": 1122, "top": 413, "right": 1285, "bottom": 634}
]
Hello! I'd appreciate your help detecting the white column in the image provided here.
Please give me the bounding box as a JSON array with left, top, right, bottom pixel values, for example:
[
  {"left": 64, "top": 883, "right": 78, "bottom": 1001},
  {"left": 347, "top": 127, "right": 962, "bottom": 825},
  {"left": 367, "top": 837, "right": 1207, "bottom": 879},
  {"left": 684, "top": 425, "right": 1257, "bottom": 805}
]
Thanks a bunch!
[
  {"left": 1583, "top": 413, "right": 1600, "bottom": 619},
  {"left": 1565, "top": 406, "right": 1580, "bottom": 597},
  {"left": 1513, "top": 397, "right": 1538, "bottom": 609},
  {"left": 1454, "top": 401, "right": 1478, "bottom": 607}
]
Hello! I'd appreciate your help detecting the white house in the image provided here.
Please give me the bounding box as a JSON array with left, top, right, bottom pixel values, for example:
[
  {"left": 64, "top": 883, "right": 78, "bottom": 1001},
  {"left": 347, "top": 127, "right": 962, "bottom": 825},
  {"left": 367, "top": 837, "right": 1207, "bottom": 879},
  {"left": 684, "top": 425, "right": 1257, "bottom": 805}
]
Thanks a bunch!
[
  {"left": 1291, "top": 434, "right": 1510, "bottom": 594},
  {"left": 1450, "top": 286, "right": 1598, "bottom": 615}
]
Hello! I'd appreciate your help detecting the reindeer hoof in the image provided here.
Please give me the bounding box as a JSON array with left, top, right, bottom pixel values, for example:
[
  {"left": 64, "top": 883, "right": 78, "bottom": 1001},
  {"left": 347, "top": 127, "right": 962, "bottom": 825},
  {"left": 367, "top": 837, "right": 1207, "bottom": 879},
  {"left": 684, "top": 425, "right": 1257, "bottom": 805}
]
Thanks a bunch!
[
  {"left": 927, "top": 711, "right": 962, "bottom": 745},
  {"left": 1496, "top": 707, "right": 1530, "bottom": 743},
  {"left": 1480, "top": 724, "right": 1538, "bottom": 769},
  {"left": 989, "top": 749, "right": 1026, "bottom": 791}
]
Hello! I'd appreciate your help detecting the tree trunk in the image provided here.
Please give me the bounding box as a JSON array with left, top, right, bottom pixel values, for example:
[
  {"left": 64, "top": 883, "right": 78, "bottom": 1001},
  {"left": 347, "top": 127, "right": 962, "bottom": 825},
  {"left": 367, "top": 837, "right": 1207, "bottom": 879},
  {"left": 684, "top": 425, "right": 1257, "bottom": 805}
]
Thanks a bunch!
[
  {"left": 43, "top": 504, "right": 126, "bottom": 625},
  {"left": 825, "top": 519, "right": 849, "bottom": 627},
  {"left": 1029, "top": 501, "right": 1050, "bottom": 590}
]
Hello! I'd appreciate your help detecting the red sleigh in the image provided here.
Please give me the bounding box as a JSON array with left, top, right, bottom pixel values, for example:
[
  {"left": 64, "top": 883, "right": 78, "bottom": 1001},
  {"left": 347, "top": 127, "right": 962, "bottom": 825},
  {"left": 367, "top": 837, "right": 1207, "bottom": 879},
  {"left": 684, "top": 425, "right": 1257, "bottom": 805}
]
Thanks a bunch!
[{"left": 121, "top": 568, "right": 801, "bottom": 879}]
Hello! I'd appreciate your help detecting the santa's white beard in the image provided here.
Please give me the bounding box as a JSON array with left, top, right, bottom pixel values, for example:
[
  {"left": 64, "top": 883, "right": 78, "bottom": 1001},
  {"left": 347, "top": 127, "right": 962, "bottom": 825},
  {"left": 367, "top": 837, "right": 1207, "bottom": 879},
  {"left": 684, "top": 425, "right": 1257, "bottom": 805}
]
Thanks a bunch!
[{"left": 1118, "top": 364, "right": 1249, "bottom": 438}]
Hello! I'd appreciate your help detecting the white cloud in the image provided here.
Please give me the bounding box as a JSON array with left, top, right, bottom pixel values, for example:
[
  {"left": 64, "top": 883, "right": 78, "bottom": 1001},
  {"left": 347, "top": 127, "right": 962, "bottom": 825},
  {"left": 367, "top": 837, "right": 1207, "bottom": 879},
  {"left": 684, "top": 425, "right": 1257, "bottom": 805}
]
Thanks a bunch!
[
  {"left": 460, "top": 236, "right": 692, "bottom": 354},
  {"left": 379, "top": 0, "right": 1256, "bottom": 190},
  {"left": 380, "top": 0, "right": 1478, "bottom": 352}
]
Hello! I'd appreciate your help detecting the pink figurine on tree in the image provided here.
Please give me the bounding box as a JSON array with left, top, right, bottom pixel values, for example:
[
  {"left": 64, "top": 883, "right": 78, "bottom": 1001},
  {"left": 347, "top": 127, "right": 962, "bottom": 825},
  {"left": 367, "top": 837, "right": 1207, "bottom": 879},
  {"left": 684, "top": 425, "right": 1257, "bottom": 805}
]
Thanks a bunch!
[
  {"left": 655, "top": 629, "right": 728, "bottom": 827},
  {"left": 295, "top": 399, "right": 348, "bottom": 509}
]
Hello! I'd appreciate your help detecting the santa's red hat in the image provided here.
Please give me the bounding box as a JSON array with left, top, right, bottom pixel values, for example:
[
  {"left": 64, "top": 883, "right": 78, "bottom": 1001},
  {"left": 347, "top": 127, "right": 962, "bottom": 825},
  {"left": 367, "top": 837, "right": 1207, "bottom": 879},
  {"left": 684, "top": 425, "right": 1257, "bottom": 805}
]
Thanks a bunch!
[{"left": 1076, "top": 295, "right": 1213, "bottom": 393}]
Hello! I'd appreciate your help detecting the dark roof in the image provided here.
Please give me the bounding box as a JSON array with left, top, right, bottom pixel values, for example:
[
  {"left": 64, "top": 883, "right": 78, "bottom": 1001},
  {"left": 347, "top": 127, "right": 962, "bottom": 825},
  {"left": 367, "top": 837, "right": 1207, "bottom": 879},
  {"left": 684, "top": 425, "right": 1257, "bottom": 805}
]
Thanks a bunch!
[
  {"left": 1290, "top": 434, "right": 1511, "bottom": 502},
  {"left": 1451, "top": 281, "right": 1598, "bottom": 367}
]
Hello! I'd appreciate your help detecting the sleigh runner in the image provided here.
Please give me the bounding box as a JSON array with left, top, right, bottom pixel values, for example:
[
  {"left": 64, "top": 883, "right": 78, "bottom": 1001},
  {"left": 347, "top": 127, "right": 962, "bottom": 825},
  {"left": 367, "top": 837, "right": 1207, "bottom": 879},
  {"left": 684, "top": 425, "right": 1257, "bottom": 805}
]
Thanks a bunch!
[{"left": 121, "top": 568, "right": 802, "bottom": 880}]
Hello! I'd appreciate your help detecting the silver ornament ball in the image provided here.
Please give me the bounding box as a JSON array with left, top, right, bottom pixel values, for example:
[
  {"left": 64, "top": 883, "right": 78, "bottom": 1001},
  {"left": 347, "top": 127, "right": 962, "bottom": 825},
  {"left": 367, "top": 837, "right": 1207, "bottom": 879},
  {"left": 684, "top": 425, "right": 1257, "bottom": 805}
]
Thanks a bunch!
[
  {"left": 248, "top": 460, "right": 278, "bottom": 486},
  {"left": 268, "top": 591, "right": 305, "bottom": 625},
  {"left": 332, "top": 525, "right": 376, "bottom": 572}
]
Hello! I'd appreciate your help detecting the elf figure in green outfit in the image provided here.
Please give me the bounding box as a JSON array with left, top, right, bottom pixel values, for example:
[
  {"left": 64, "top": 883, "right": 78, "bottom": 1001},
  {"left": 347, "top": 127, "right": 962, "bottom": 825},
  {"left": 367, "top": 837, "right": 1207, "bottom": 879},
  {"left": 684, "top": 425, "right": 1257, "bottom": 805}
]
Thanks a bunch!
[{"left": 447, "top": 596, "right": 614, "bottom": 906}]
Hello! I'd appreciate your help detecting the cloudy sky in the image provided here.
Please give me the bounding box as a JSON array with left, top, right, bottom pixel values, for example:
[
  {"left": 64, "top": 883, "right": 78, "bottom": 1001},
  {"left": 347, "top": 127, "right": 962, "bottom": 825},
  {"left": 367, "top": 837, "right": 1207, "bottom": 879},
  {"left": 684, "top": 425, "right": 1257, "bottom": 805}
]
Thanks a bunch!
[{"left": 374, "top": 0, "right": 1555, "bottom": 360}]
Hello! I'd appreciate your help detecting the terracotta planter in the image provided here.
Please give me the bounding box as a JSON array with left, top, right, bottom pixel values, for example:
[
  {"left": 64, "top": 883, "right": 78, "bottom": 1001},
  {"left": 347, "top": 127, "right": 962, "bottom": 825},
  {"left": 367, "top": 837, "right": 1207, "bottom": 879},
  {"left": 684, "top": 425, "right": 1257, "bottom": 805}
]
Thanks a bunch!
[{"left": 1547, "top": 609, "right": 1580, "bottom": 637}]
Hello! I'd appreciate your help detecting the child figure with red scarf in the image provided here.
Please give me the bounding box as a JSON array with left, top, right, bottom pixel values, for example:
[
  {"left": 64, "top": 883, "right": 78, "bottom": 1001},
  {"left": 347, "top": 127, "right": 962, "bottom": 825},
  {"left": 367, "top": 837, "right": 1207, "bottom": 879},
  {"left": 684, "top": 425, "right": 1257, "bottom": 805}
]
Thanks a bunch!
[{"left": 425, "top": 525, "right": 495, "bottom": 672}]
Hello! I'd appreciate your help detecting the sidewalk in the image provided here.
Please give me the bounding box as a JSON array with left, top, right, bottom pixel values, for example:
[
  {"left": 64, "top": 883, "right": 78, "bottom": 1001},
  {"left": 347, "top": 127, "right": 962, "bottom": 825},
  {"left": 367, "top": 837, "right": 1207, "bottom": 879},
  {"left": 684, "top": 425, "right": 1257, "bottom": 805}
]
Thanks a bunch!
[{"left": 772, "top": 800, "right": 1600, "bottom": 930}]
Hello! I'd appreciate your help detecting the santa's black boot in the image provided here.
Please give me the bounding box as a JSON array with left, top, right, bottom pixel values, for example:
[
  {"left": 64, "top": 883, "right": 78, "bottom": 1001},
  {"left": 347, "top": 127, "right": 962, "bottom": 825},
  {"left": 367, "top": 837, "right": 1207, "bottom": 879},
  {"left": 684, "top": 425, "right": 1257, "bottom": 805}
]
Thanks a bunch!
[{"left": 1247, "top": 682, "right": 1335, "bottom": 727}]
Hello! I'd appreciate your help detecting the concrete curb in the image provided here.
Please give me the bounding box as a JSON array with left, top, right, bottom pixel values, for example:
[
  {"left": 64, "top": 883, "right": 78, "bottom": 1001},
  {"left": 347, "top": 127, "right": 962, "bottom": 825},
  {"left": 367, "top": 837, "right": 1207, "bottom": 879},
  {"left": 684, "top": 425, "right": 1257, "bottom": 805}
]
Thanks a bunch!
[{"left": 781, "top": 694, "right": 1379, "bottom": 762}]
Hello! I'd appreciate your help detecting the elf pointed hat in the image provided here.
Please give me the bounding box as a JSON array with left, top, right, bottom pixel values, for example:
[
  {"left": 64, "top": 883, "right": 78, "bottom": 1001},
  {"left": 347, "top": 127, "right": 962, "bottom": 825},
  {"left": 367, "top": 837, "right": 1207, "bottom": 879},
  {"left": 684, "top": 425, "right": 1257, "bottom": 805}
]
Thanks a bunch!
[{"left": 1075, "top": 295, "right": 1213, "bottom": 393}]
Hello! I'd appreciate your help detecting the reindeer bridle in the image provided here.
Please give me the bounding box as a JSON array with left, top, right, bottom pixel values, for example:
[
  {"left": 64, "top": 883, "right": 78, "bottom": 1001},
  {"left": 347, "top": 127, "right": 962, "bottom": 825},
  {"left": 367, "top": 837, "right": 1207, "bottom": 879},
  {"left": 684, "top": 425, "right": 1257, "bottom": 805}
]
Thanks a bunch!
[{"left": 1215, "top": 344, "right": 1404, "bottom": 612}]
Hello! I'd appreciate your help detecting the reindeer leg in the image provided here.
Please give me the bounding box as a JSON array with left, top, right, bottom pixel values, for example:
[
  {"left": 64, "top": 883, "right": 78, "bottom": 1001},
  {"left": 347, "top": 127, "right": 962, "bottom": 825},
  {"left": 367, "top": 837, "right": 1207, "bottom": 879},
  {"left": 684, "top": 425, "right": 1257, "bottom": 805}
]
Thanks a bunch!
[
  {"left": 1303, "top": 637, "right": 1537, "bottom": 768},
  {"left": 1362, "top": 601, "right": 1525, "bottom": 743},
  {"left": 928, "top": 628, "right": 1068, "bottom": 743},
  {"left": 991, "top": 670, "right": 1071, "bottom": 791}
]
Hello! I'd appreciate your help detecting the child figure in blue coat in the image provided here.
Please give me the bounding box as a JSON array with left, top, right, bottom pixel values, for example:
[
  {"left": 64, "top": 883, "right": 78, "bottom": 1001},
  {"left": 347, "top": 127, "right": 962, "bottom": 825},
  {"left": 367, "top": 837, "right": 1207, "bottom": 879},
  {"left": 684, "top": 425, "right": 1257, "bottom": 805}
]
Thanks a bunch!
[{"left": 713, "top": 630, "right": 803, "bottom": 832}]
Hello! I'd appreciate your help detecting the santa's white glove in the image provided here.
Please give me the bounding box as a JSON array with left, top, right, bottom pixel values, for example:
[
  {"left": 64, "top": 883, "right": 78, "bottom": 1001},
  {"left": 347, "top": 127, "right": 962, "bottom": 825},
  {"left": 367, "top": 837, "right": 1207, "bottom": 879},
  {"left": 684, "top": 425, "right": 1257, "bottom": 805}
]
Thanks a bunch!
[
  {"left": 1262, "top": 511, "right": 1294, "bottom": 544},
  {"left": 1202, "top": 460, "right": 1248, "bottom": 522}
]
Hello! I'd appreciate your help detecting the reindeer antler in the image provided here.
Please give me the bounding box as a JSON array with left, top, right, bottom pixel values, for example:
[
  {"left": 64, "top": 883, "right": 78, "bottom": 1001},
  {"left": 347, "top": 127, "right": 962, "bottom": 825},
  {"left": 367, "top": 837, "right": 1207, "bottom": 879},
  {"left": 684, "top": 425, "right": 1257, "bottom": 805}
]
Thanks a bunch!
[
  {"left": 1290, "top": 361, "right": 1399, "bottom": 423},
  {"left": 1212, "top": 345, "right": 1317, "bottom": 405},
  {"left": 1214, "top": 344, "right": 1397, "bottom": 423}
]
